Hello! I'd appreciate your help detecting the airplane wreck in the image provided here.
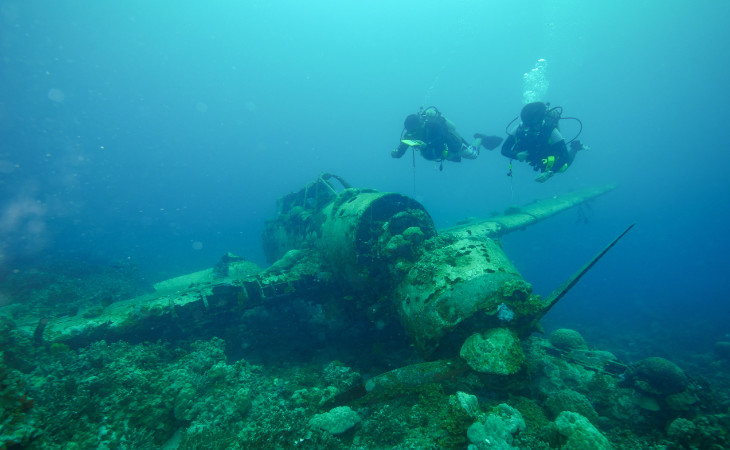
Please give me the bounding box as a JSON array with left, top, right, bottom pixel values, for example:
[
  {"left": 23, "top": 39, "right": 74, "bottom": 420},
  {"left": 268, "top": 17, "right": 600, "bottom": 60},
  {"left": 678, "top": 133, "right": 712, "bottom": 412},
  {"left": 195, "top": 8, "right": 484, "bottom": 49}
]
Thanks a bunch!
[{"left": 37, "top": 173, "right": 629, "bottom": 383}]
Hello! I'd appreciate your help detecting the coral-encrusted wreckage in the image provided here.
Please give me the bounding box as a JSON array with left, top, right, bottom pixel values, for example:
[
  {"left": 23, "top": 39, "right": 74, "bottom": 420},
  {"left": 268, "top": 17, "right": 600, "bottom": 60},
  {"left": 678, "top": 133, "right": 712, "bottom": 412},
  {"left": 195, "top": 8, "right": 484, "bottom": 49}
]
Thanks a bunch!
[
  {"left": 41, "top": 173, "right": 626, "bottom": 365},
  {"left": 4, "top": 174, "right": 728, "bottom": 448}
]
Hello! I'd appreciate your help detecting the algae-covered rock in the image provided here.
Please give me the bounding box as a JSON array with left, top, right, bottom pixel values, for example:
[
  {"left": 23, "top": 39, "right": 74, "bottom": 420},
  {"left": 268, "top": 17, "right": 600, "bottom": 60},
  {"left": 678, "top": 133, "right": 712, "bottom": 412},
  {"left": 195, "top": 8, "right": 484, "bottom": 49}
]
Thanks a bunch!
[
  {"left": 666, "top": 417, "right": 697, "bottom": 445},
  {"left": 0, "top": 357, "right": 40, "bottom": 448},
  {"left": 308, "top": 406, "right": 361, "bottom": 434},
  {"left": 665, "top": 389, "right": 699, "bottom": 413},
  {"left": 460, "top": 328, "right": 524, "bottom": 375},
  {"left": 467, "top": 403, "right": 525, "bottom": 449},
  {"left": 453, "top": 391, "right": 480, "bottom": 417},
  {"left": 549, "top": 328, "right": 588, "bottom": 351},
  {"left": 545, "top": 389, "right": 599, "bottom": 425},
  {"left": 632, "top": 357, "right": 688, "bottom": 395},
  {"left": 554, "top": 411, "right": 611, "bottom": 450}
]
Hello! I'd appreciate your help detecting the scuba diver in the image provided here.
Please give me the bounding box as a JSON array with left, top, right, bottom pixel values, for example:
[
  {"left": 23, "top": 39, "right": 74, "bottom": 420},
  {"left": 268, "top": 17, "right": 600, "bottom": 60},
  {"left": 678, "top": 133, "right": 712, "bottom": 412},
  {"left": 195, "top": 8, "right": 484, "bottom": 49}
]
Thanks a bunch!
[
  {"left": 392, "top": 106, "right": 503, "bottom": 170},
  {"left": 501, "top": 102, "right": 588, "bottom": 182}
]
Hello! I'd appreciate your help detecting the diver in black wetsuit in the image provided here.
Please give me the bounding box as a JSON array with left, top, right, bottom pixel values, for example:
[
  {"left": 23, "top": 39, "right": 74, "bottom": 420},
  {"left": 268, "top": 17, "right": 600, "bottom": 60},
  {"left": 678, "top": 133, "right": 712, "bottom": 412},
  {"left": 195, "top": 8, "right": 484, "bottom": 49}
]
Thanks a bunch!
[
  {"left": 501, "top": 102, "right": 587, "bottom": 182},
  {"left": 392, "top": 106, "right": 503, "bottom": 169}
]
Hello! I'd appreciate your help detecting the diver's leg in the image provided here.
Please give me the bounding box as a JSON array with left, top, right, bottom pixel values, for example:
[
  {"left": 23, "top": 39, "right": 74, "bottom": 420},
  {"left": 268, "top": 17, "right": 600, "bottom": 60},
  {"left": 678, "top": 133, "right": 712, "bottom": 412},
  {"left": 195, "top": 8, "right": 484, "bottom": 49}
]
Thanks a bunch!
[{"left": 459, "top": 143, "right": 479, "bottom": 159}]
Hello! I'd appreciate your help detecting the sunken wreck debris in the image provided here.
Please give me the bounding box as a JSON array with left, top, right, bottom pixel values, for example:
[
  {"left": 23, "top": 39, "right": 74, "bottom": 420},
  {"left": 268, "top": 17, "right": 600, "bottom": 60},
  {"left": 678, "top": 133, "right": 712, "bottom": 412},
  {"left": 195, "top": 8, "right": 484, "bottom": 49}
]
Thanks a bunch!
[{"left": 37, "top": 173, "right": 623, "bottom": 366}]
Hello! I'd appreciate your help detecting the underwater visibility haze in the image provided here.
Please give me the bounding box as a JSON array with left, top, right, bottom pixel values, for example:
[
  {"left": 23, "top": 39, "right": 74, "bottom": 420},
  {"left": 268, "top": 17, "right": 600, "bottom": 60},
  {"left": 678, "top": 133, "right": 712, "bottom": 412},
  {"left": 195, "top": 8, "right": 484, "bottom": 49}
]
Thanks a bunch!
[{"left": 1, "top": 0, "right": 730, "bottom": 448}]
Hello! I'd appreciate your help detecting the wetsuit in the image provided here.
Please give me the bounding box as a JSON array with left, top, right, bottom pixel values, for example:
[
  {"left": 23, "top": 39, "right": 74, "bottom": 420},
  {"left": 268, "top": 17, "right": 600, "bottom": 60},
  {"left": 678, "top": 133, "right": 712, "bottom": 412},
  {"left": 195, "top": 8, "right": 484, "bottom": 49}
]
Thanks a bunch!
[
  {"left": 394, "top": 113, "right": 469, "bottom": 162},
  {"left": 501, "top": 123, "right": 575, "bottom": 174}
]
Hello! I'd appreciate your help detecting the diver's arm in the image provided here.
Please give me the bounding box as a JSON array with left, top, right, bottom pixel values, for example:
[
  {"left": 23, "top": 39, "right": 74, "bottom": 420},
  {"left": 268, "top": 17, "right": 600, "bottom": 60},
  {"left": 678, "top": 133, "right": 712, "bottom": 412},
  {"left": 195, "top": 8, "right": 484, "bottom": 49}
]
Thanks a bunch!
[
  {"left": 392, "top": 141, "right": 408, "bottom": 158},
  {"left": 392, "top": 129, "right": 414, "bottom": 158}
]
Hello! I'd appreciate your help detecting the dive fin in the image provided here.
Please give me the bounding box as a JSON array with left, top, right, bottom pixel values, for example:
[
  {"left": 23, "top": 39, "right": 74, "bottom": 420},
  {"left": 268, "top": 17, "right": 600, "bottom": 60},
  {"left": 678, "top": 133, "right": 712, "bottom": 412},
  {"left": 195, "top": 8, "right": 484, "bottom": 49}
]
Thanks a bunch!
[{"left": 474, "top": 134, "right": 503, "bottom": 150}]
